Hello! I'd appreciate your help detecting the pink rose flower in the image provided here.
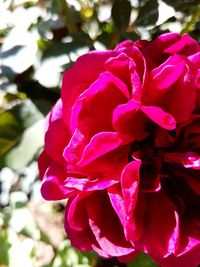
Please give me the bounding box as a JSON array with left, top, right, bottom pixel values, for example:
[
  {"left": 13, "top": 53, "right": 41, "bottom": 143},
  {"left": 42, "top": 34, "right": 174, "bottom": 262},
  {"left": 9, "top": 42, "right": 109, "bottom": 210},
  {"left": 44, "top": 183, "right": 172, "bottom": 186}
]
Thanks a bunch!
[{"left": 38, "top": 33, "right": 200, "bottom": 266}]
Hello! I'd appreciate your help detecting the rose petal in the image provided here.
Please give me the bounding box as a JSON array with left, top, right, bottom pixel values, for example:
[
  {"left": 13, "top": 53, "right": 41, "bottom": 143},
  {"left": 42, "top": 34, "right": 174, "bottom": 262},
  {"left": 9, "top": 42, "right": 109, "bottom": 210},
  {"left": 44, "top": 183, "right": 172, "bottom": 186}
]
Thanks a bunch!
[
  {"left": 65, "top": 199, "right": 93, "bottom": 251},
  {"left": 112, "top": 100, "right": 148, "bottom": 139},
  {"left": 86, "top": 192, "right": 134, "bottom": 257},
  {"left": 61, "top": 50, "right": 117, "bottom": 127},
  {"left": 164, "top": 67, "right": 196, "bottom": 123},
  {"left": 141, "top": 105, "right": 176, "bottom": 130},
  {"left": 77, "top": 132, "right": 133, "bottom": 167},
  {"left": 38, "top": 150, "right": 51, "bottom": 180},
  {"left": 64, "top": 176, "right": 118, "bottom": 191},
  {"left": 67, "top": 194, "right": 90, "bottom": 231},
  {"left": 41, "top": 162, "right": 74, "bottom": 200},
  {"left": 141, "top": 192, "right": 179, "bottom": 258},
  {"left": 63, "top": 128, "right": 87, "bottom": 171},
  {"left": 45, "top": 118, "right": 69, "bottom": 163},
  {"left": 108, "top": 184, "right": 127, "bottom": 227},
  {"left": 121, "top": 160, "right": 141, "bottom": 241},
  {"left": 154, "top": 243, "right": 200, "bottom": 267},
  {"left": 150, "top": 55, "right": 185, "bottom": 91},
  {"left": 164, "top": 34, "right": 200, "bottom": 56}
]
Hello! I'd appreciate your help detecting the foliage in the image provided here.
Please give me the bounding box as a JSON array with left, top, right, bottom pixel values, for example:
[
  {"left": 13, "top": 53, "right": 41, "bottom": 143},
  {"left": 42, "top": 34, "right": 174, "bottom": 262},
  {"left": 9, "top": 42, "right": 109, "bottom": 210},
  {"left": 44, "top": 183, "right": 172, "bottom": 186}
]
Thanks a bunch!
[{"left": 0, "top": 0, "right": 200, "bottom": 266}]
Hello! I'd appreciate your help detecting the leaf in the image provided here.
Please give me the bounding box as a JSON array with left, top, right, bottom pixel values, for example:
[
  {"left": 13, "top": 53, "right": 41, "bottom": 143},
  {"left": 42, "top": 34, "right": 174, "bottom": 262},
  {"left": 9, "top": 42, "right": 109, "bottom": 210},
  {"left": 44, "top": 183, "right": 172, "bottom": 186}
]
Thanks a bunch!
[
  {"left": 11, "top": 99, "right": 43, "bottom": 130},
  {"left": 0, "top": 99, "right": 43, "bottom": 157},
  {"left": 0, "top": 229, "right": 10, "bottom": 265},
  {"left": 162, "top": 0, "right": 200, "bottom": 12},
  {"left": 112, "top": 0, "right": 132, "bottom": 30},
  {"left": 0, "top": 119, "right": 44, "bottom": 169},
  {"left": 128, "top": 252, "right": 159, "bottom": 267},
  {"left": 135, "top": 0, "right": 159, "bottom": 26}
]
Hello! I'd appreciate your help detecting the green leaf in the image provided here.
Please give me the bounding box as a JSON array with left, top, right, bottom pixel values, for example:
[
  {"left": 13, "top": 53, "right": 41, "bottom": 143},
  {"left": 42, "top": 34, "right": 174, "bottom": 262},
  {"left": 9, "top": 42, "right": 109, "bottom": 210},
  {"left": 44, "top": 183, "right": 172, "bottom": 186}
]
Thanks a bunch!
[
  {"left": 0, "top": 99, "right": 44, "bottom": 168},
  {"left": 112, "top": 0, "right": 132, "bottom": 30},
  {"left": 162, "top": 0, "right": 200, "bottom": 12},
  {"left": 128, "top": 252, "right": 159, "bottom": 267},
  {"left": 135, "top": 0, "right": 159, "bottom": 26},
  {"left": 0, "top": 229, "right": 10, "bottom": 265},
  {"left": 10, "top": 99, "right": 43, "bottom": 130},
  {"left": 1, "top": 119, "right": 44, "bottom": 169},
  {"left": 42, "top": 40, "right": 88, "bottom": 60},
  {"left": 0, "top": 111, "right": 22, "bottom": 155}
]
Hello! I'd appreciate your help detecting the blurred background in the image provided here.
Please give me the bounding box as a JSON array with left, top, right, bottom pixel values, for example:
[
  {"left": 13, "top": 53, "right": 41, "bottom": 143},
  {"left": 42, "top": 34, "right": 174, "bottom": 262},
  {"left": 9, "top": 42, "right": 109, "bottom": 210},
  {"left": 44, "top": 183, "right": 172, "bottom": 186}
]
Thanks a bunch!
[{"left": 0, "top": 0, "right": 200, "bottom": 266}]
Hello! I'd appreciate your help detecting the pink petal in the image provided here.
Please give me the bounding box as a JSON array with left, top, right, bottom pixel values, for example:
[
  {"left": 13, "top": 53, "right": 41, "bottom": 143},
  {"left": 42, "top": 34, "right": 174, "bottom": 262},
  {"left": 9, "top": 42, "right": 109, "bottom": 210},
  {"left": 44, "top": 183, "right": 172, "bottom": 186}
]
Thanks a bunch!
[
  {"left": 76, "top": 143, "right": 130, "bottom": 178},
  {"left": 105, "top": 53, "right": 133, "bottom": 91},
  {"left": 121, "top": 160, "right": 141, "bottom": 241},
  {"left": 61, "top": 50, "right": 117, "bottom": 128},
  {"left": 108, "top": 184, "right": 127, "bottom": 227},
  {"left": 85, "top": 71, "right": 130, "bottom": 100},
  {"left": 141, "top": 192, "right": 179, "bottom": 258},
  {"left": 86, "top": 192, "right": 134, "bottom": 257},
  {"left": 141, "top": 105, "right": 176, "bottom": 130},
  {"left": 64, "top": 199, "right": 93, "bottom": 251},
  {"left": 112, "top": 100, "right": 148, "bottom": 139},
  {"left": 188, "top": 52, "right": 200, "bottom": 69},
  {"left": 154, "top": 243, "right": 200, "bottom": 267},
  {"left": 63, "top": 128, "right": 87, "bottom": 171},
  {"left": 164, "top": 67, "right": 196, "bottom": 123},
  {"left": 164, "top": 33, "right": 200, "bottom": 55},
  {"left": 67, "top": 194, "right": 90, "bottom": 231},
  {"left": 115, "top": 40, "right": 135, "bottom": 51},
  {"left": 64, "top": 176, "right": 118, "bottom": 191},
  {"left": 143, "top": 33, "right": 181, "bottom": 66},
  {"left": 70, "top": 71, "right": 130, "bottom": 135},
  {"left": 38, "top": 150, "right": 51, "bottom": 180},
  {"left": 41, "top": 162, "right": 74, "bottom": 200},
  {"left": 45, "top": 118, "right": 70, "bottom": 163},
  {"left": 150, "top": 55, "right": 185, "bottom": 91},
  {"left": 77, "top": 132, "right": 133, "bottom": 167}
]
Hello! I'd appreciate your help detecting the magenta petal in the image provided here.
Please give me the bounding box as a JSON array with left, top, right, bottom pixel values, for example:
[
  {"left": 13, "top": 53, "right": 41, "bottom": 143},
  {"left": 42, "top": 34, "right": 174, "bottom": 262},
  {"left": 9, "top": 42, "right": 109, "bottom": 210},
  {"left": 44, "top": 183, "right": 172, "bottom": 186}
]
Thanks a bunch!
[
  {"left": 164, "top": 33, "right": 200, "bottom": 55},
  {"left": 150, "top": 56, "right": 185, "bottom": 91},
  {"left": 64, "top": 176, "right": 118, "bottom": 191},
  {"left": 67, "top": 195, "right": 90, "bottom": 231},
  {"left": 38, "top": 150, "right": 51, "bottom": 180},
  {"left": 63, "top": 128, "right": 87, "bottom": 170},
  {"left": 49, "top": 99, "right": 63, "bottom": 122},
  {"left": 105, "top": 53, "right": 133, "bottom": 90},
  {"left": 64, "top": 199, "right": 93, "bottom": 251},
  {"left": 41, "top": 163, "right": 73, "bottom": 200},
  {"left": 108, "top": 184, "right": 127, "bottom": 227},
  {"left": 72, "top": 71, "right": 130, "bottom": 133},
  {"left": 141, "top": 192, "right": 179, "bottom": 258},
  {"left": 85, "top": 71, "right": 130, "bottom": 100},
  {"left": 165, "top": 68, "right": 196, "bottom": 123},
  {"left": 61, "top": 50, "right": 117, "bottom": 127},
  {"left": 112, "top": 100, "right": 148, "bottom": 139},
  {"left": 154, "top": 243, "right": 200, "bottom": 267},
  {"left": 113, "top": 100, "right": 139, "bottom": 129},
  {"left": 189, "top": 52, "right": 200, "bottom": 69},
  {"left": 45, "top": 118, "right": 69, "bottom": 163},
  {"left": 77, "top": 132, "right": 133, "bottom": 167},
  {"left": 121, "top": 160, "right": 141, "bottom": 241},
  {"left": 141, "top": 105, "right": 176, "bottom": 130},
  {"left": 86, "top": 192, "right": 134, "bottom": 257}
]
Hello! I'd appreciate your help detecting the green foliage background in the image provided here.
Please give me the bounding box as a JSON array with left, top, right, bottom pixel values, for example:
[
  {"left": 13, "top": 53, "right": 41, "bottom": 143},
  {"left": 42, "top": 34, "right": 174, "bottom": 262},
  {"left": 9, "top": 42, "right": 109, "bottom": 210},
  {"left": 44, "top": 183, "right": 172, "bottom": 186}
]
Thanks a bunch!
[{"left": 0, "top": 0, "right": 200, "bottom": 266}]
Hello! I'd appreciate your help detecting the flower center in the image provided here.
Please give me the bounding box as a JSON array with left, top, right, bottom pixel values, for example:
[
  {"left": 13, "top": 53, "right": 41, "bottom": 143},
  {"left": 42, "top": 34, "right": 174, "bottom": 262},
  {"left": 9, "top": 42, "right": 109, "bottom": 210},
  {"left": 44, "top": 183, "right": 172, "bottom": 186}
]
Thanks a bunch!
[{"left": 128, "top": 133, "right": 200, "bottom": 222}]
